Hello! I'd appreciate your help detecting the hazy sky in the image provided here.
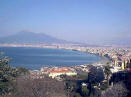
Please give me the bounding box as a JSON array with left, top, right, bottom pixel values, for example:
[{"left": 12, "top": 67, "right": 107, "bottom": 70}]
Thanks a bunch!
[{"left": 0, "top": 0, "right": 131, "bottom": 44}]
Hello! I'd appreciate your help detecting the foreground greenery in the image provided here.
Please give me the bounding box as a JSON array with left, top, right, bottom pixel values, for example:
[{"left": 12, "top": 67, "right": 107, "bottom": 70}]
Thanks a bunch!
[
  {"left": 0, "top": 54, "right": 28, "bottom": 97},
  {"left": 0, "top": 54, "right": 130, "bottom": 97}
]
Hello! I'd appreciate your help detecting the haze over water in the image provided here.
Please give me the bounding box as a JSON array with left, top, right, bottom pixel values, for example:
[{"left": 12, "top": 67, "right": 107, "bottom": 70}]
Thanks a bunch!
[{"left": 0, "top": 47, "right": 101, "bottom": 70}]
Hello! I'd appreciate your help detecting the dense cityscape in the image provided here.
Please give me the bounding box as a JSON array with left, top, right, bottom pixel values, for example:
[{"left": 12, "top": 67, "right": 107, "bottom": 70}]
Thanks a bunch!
[{"left": 0, "top": 43, "right": 131, "bottom": 97}]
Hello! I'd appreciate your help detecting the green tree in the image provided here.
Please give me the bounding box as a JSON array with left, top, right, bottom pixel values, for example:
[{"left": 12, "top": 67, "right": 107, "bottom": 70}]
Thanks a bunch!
[
  {"left": 74, "top": 93, "right": 82, "bottom": 97},
  {"left": 0, "top": 54, "right": 29, "bottom": 96},
  {"left": 81, "top": 86, "right": 89, "bottom": 97},
  {"left": 88, "top": 66, "right": 104, "bottom": 84},
  {"left": 90, "top": 88, "right": 101, "bottom": 97},
  {"left": 0, "top": 56, "right": 12, "bottom": 95},
  {"left": 104, "top": 64, "right": 112, "bottom": 85}
]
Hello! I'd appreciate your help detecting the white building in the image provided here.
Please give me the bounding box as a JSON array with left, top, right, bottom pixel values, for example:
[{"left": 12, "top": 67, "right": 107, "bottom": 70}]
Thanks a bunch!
[{"left": 49, "top": 69, "right": 77, "bottom": 78}]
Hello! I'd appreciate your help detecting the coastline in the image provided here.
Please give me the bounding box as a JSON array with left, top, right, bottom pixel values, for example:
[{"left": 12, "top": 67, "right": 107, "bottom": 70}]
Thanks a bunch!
[
  {"left": 72, "top": 49, "right": 111, "bottom": 67},
  {"left": 0, "top": 46, "right": 109, "bottom": 69},
  {"left": 92, "top": 56, "right": 110, "bottom": 66}
]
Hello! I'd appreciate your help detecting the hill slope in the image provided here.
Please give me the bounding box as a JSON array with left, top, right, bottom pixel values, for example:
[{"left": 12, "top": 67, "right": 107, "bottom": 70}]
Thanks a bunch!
[{"left": 0, "top": 32, "right": 69, "bottom": 44}]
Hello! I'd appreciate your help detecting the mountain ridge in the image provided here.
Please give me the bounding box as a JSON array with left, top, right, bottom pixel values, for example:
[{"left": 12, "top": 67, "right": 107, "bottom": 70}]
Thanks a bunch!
[
  {"left": 0, "top": 31, "right": 131, "bottom": 46},
  {"left": 0, "top": 32, "right": 71, "bottom": 44}
]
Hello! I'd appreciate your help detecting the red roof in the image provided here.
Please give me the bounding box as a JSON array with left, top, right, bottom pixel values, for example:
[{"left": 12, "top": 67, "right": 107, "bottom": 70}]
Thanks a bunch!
[{"left": 50, "top": 70, "right": 70, "bottom": 73}]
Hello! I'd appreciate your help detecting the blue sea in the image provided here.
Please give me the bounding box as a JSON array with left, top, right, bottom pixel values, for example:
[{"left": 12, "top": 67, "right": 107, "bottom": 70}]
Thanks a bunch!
[{"left": 0, "top": 47, "right": 101, "bottom": 70}]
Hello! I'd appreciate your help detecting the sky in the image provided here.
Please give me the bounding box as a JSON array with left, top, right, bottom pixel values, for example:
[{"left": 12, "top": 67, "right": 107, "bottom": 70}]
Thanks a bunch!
[{"left": 0, "top": 0, "right": 131, "bottom": 45}]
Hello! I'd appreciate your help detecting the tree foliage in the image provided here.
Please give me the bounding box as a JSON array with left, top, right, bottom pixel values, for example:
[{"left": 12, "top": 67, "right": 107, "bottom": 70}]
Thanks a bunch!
[
  {"left": 74, "top": 93, "right": 82, "bottom": 97},
  {"left": 88, "top": 66, "right": 104, "bottom": 84},
  {"left": 101, "top": 82, "right": 128, "bottom": 97},
  {"left": 104, "top": 65, "right": 111, "bottom": 77},
  {"left": 80, "top": 86, "right": 89, "bottom": 97},
  {"left": 0, "top": 54, "right": 28, "bottom": 96},
  {"left": 14, "top": 76, "right": 67, "bottom": 97}
]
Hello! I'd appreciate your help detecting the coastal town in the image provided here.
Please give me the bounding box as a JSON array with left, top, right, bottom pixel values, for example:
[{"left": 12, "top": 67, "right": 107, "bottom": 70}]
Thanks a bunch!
[
  {"left": 7, "top": 43, "right": 130, "bottom": 80},
  {"left": 0, "top": 43, "right": 131, "bottom": 97},
  {"left": 0, "top": 43, "right": 131, "bottom": 74}
]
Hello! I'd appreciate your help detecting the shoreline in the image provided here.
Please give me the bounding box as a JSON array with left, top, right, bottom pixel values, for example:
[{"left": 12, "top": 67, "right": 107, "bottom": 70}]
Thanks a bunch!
[
  {"left": 92, "top": 56, "right": 110, "bottom": 66},
  {"left": 72, "top": 50, "right": 111, "bottom": 67},
  {"left": 0, "top": 46, "right": 110, "bottom": 70}
]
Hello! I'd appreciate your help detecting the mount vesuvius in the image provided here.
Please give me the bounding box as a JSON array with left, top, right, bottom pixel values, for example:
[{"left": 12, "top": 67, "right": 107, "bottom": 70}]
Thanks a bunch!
[{"left": 0, "top": 32, "right": 71, "bottom": 44}]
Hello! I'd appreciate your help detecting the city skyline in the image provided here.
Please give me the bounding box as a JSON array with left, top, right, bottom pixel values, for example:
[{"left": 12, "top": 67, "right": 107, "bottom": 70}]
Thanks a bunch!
[{"left": 0, "top": 0, "right": 131, "bottom": 45}]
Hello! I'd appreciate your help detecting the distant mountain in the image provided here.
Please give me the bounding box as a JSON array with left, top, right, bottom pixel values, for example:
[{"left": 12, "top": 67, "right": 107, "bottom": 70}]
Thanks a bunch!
[
  {"left": 1, "top": 31, "right": 130, "bottom": 46},
  {"left": 0, "top": 32, "right": 71, "bottom": 44},
  {"left": 101, "top": 37, "right": 131, "bottom": 46}
]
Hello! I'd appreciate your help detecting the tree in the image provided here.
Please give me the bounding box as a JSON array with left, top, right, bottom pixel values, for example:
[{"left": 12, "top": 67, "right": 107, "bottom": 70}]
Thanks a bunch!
[
  {"left": 0, "top": 56, "right": 13, "bottom": 96},
  {"left": 89, "top": 88, "right": 101, "bottom": 97},
  {"left": 15, "top": 76, "right": 67, "bottom": 97},
  {"left": 74, "top": 93, "right": 82, "bottom": 97},
  {"left": 101, "top": 82, "right": 128, "bottom": 97},
  {"left": 88, "top": 66, "right": 104, "bottom": 84},
  {"left": 81, "top": 86, "right": 89, "bottom": 97},
  {"left": 104, "top": 64, "right": 112, "bottom": 85},
  {"left": 0, "top": 54, "right": 29, "bottom": 96}
]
